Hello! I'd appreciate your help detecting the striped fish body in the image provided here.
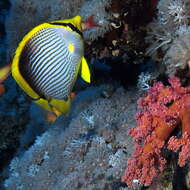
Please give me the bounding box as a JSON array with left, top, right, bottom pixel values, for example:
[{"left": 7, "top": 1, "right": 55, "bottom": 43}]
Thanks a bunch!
[
  {"left": 20, "top": 26, "right": 84, "bottom": 100},
  {"left": 11, "top": 16, "right": 91, "bottom": 115}
]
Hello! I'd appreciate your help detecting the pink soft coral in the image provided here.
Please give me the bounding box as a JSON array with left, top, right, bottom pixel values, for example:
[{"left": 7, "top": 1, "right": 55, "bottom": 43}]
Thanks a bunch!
[{"left": 122, "top": 77, "right": 190, "bottom": 187}]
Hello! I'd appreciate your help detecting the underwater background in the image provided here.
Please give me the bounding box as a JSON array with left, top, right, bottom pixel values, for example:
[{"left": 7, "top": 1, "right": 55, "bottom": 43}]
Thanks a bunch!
[{"left": 1, "top": 0, "right": 190, "bottom": 189}]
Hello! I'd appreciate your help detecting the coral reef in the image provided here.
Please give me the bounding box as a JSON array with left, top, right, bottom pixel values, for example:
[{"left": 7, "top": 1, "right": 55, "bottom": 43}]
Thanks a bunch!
[
  {"left": 4, "top": 0, "right": 190, "bottom": 189},
  {"left": 122, "top": 77, "right": 190, "bottom": 187},
  {"left": 3, "top": 87, "right": 140, "bottom": 190},
  {"left": 146, "top": 0, "right": 190, "bottom": 76},
  {"left": 1, "top": 1, "right": 159, "bottom": 188}
]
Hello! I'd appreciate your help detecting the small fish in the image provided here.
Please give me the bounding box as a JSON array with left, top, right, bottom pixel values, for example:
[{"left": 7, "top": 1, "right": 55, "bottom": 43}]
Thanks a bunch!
[{"left": 11, "top": 15, "right": 97, "bottom": 117}]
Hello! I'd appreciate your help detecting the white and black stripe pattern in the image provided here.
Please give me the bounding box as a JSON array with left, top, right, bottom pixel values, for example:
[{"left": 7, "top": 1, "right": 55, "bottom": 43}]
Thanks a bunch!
[{"left": 20, "top": 26, "right": 84, "bottom": 100}]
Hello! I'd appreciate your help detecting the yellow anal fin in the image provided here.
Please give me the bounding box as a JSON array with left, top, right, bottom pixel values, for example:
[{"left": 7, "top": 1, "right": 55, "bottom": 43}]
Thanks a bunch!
[
  {"left": 49, "top": 97, "right": 71, "bottom": 115},
  {"left": 34, "top": 97, "right": 70, "bottom": 123},
  {"left": 51, "top": 107, "right": 62, "bottom": 117},
  {"left": 81, "top": 57, "right": 91, "bottom": 83},
  {"left": 0, "top": 64, "right": 11, "bottom": 83},
  {"left": 34, "top": 98, "right": 53, "bottom": 113},
  {"left": 34, "top": 95, "right": 71, "bottom": 116}
]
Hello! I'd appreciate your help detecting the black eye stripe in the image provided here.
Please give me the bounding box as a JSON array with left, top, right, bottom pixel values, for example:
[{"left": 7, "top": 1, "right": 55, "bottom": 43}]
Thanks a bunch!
[{"left": 50, "top": 22, "right": 83, "bottom": 37}]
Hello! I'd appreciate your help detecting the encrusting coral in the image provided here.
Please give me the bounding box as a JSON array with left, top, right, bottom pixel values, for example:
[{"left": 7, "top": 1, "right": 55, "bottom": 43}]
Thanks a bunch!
[
  {"left": 3, "top": 87, "right": 140, "bottom": 190},
  {"left": 122, "top": 77, "right": 190, "bottom": 187}
]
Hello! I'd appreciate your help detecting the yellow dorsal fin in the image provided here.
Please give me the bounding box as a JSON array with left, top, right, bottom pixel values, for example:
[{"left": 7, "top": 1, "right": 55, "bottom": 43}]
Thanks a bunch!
[
  {"left": 81, "top": 57, "right": 91, "bottom": 83},
  {"left": 69, "top": 15, "right": 82, "bottom": 31},
  {"left": 49, "top": 15, "right": 82, "bottom": 32}
]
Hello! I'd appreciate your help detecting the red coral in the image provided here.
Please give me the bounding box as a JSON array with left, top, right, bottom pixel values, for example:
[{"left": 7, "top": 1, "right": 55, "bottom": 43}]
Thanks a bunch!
[{"left": 122, "top": 77, "right": 190, "bottom": 187}]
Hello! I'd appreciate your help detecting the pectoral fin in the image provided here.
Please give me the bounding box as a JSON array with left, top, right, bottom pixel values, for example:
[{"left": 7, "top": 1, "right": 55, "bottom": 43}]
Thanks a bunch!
[{"left": 80, "top": 57, "right": 91, "bottom": 83}]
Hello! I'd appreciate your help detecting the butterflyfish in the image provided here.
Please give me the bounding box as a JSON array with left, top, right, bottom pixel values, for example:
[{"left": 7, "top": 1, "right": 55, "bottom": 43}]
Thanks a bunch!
[{"left": 11, "top": 15, "right": 94, "bottom": 117}]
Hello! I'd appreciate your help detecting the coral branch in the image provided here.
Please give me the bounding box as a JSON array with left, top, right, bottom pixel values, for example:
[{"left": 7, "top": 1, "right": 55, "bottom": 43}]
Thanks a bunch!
[
  {"left": 122, "top": 77, "right": 190, "bottom": 187},
  {"left": 180, "top": 105, "right": 190, "bottom": 134},
  {"left": 168, "top": 105, "right": 190, "bottom": 167}
]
